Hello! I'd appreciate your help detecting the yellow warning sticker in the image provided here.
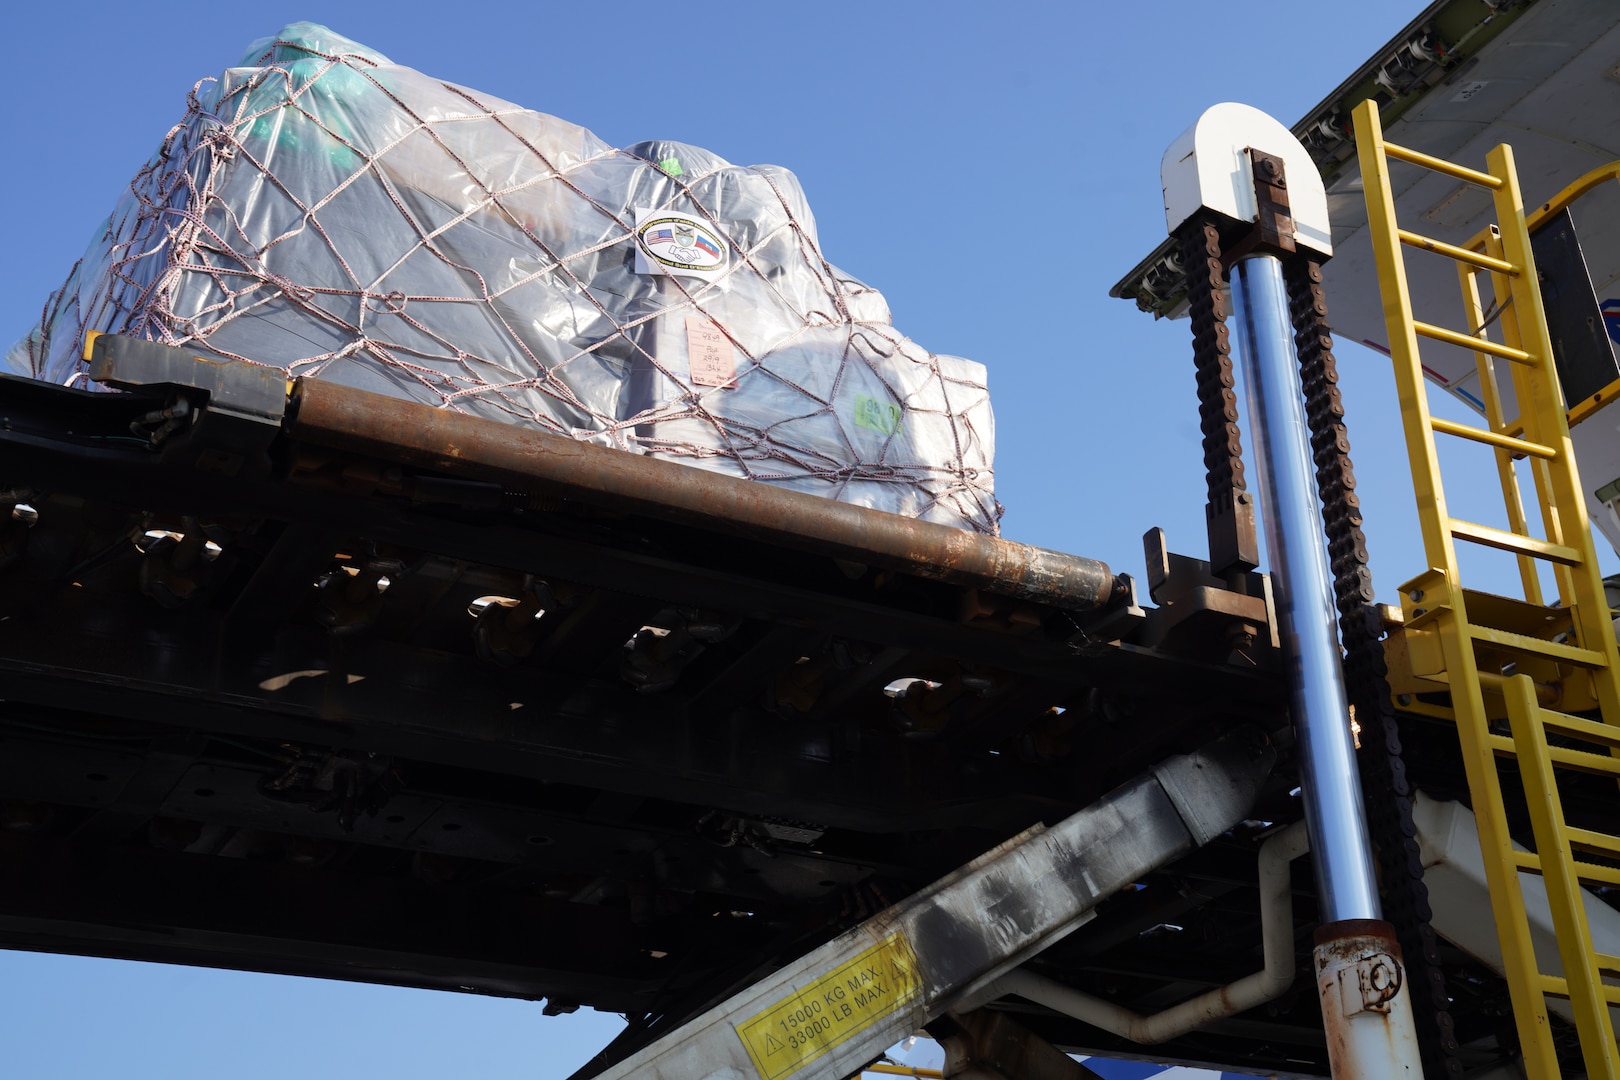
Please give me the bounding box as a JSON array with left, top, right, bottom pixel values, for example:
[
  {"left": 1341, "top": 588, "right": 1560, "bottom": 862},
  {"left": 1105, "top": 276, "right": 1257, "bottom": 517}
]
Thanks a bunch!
[{"left": 735, "top": 932, "right": 922, "bottom": 1080}]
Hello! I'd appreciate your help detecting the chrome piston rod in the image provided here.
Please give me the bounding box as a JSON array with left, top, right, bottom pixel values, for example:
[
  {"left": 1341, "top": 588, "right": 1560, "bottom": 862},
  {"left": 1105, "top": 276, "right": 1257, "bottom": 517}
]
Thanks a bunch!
[{"left": 1229, "top": 253, "right": 1382, "bottom": 924}]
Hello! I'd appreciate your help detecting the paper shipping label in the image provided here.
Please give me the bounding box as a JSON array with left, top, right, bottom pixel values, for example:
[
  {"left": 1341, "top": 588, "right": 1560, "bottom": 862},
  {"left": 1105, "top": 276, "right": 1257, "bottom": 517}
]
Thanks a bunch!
[{"left": 686, "top": 317, "right": 737, "bottom": 387}]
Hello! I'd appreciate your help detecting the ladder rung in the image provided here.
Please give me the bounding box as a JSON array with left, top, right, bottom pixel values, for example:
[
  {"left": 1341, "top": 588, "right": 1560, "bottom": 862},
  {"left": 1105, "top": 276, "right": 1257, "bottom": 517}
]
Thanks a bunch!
[
  {"left": 1502, "top": 850, "right": 1620, "bottom": 890},
  {"left": 1383, "top": 141, "right": 1505, "bottom": 190},
  {"left": 1449, "top": 519, "right": 1581, "bottom": 564},
  {"left": 1538, "top": 709, "right": 1620, "bottom": 752},
  {"left": 1565, "top": 826, "right": 1620, "bottom": 861},
  {"left": 1529, "top": 965, "right": 1620, "bottom": 1003},
  {"left": 1572, "top": 859, "right": 1620, "bottom": 889},
  {"left": 1429, "top": 416, "right": 1556, "bottom": 458},
  {"left": 1468, "top": 624, "right": 1605, "bottom": 666},
  {"left": 1399, "top": 229, "right": 1518, "bottom": 275},
  {"left": 1509, "top": 848, "right": 1542, "bottom": 873},
  {"left": 1536, "top": 975, "right": 1620, "bottom": 1005},
  {"left": 1537, "top": 972, "right": 1570, "bottom": 998},
  {"left": 1415, "top": 320, "right": 1536, "bottom": 363},
  {"left": 1488, "top": 732, "right": 1620, "bottom": 777},
  {"left": 1546, "top": 744, "right": 1620, "bottom": 778},
  {"left": 1598, "top": 953, "right": 1620, "bottom": 978}
]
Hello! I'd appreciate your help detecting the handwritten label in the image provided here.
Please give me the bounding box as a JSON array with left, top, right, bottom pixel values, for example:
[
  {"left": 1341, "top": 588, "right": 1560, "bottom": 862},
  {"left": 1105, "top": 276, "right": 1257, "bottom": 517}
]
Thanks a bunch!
[
  {"left": 735, "top": 933, "right": 921, "bottom": 1080},
  {"left": 686, "top": 316, "right": 737, "bottom": 387}
]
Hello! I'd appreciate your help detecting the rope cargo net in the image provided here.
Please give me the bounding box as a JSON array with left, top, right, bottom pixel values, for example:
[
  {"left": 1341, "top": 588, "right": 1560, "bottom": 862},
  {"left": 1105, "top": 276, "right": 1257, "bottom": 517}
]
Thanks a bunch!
[{"left": 6, "top": 23, "right": 1000, "bottom": 534}]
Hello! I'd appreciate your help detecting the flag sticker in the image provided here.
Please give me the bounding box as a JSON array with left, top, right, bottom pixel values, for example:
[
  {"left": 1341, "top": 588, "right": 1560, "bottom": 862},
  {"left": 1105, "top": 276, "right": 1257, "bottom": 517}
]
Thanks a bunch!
[
  {"left": 735, "top": 933, "right": 922, "bottom": 1080},
  {"left": 634, "top": 207, "right": 727, "bottom": 281}
]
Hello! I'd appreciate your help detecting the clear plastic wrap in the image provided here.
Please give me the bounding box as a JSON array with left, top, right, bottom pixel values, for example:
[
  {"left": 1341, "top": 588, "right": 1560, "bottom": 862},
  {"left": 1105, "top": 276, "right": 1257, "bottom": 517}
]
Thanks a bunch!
[{"left": 8, "top": 22, "right": 1000, "bottom": 533}]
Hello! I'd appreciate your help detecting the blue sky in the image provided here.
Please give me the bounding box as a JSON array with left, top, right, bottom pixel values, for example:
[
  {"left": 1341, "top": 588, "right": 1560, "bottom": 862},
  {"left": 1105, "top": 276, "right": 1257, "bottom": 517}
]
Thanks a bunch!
[{"left": 0, "top": 1, "right": 1552, "bottom": 1076}]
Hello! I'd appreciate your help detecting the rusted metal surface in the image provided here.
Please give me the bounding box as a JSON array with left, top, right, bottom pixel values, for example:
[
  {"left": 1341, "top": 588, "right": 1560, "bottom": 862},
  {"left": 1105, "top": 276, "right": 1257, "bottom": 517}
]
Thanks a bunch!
[
  {"left": 287, "top": 378, "right": 1121, "bottom": 612},
  {"left": 940, "top": 1010, "right": 1105, "bottom": 1080},
  {"left": 1139, "top": 527, "right": 1275, "bottom": 661},
  {"left": 1218, "top": 149, "right": 1299, "bottom": 269},
  {"left": 1312, "top": 919, "right": 1422, "bottom": 1079},
  {"left": 1180, "top": 215, "right": 1261, "bottom": 579}
]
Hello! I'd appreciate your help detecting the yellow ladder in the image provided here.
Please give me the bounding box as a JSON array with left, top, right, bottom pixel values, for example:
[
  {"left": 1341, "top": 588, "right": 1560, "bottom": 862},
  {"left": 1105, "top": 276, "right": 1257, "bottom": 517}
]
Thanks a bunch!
[{"left": 1353, "top": 99, "right": 1620, "bottom": 1079}]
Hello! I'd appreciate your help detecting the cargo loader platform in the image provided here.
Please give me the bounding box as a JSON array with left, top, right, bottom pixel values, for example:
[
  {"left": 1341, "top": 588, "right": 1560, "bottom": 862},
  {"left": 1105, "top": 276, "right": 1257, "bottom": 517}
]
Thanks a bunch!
[{"left": 0, "top": 337, "right": 1543, "bottom": 1078}]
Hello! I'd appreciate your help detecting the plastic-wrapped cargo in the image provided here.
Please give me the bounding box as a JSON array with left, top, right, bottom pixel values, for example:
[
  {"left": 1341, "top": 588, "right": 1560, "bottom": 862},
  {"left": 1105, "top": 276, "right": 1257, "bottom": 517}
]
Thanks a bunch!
[{"left": 7, "top": 22, "right": 1001, "bottom": 533}]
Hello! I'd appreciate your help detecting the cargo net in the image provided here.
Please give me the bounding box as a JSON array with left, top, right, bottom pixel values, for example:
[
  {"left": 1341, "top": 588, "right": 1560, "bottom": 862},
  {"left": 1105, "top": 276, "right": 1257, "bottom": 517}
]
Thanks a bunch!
[{"left": 9, "top": 23, "right": 1000, "bottom": 534}]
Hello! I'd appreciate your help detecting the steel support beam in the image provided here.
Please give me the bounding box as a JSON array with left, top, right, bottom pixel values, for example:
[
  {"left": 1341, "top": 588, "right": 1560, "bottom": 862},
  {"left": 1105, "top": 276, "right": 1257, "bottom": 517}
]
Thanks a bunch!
[{"left": 590, "top": 729, "right": 1273, "bottom": 1080}]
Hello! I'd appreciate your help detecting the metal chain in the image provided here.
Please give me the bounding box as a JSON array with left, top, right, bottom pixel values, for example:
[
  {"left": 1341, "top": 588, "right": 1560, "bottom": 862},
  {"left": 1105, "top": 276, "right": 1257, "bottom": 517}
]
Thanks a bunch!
[
  {"left": 1179, "top": 217, "right": 1257, "bottom": 575},
  {"left": 1181, "top": 218, "right": 1246, "bottom": 502},
  {"left": 1284, "top": 257, "right": 1465, "bottom": 1080}
]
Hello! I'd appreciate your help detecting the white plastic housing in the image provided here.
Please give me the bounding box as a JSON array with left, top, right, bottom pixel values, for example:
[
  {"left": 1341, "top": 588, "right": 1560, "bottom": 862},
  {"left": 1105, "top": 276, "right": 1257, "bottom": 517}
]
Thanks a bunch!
[
  {"left": 1162, "top": 101, "right": 1333, "bottom": 257},
  {"left": 1414, "top": 792, "right": 1620, "bottom": 1031}
]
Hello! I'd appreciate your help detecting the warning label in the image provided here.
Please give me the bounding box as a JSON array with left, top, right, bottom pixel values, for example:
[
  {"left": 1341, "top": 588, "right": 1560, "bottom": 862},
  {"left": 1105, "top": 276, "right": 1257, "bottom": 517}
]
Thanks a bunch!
[{"left": 735, "top": 933, "right": 922, "bottom": 1080}]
